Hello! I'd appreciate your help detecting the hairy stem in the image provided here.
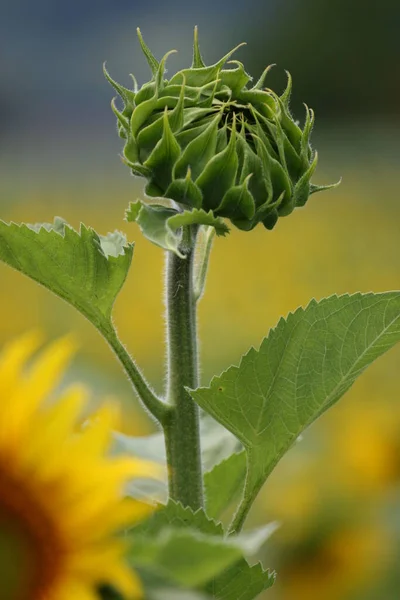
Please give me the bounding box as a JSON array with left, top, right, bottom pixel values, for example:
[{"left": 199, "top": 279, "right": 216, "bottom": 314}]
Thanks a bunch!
[
  {"left": 163, "top": 226, "right": 204, "bottom": 509},
  {"left": 103, "top": 324, "right": 169, "bottom": 424}
]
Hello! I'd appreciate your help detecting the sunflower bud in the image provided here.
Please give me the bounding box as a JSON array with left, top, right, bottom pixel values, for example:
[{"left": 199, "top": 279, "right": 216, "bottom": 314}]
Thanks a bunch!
[{"left": 105, "top": 28, "right": 337, "bottom": 234}]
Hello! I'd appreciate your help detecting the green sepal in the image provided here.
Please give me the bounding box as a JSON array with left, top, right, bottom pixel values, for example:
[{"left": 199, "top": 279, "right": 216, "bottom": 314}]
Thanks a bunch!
[
  {"left": 192, "top": 26, "right": 206, "bottom": 68},
  {"left": 120, "top": 154, "right": 151, "bottom": 178},
  {"left": 165, "top": 168, "right": 203, "bottom": 209},
  {"left": 216, "top": 174, "right": 255, "bottom": 220},
  {"left": 103, "top": 63, "right": 136, "bottom": 107},
  {"left": 280, "top": 70, "right": 292, "bottom": 108},
  {"left": 169, "top": 43, "right": 246, "bottom": 87},
  {"left": 310, "top": 178, "right": 342, "bottom": 195},
  {"left": 155, "top": 50, "right": 177, "bottom": 92},
  {"left": 131, "top": 95, "right": 158, "bottom": 138},
  {"left": 123, "top": 134, "right": 140, "bottom": 164},
  {"left": 293, "top": 152, "right": 318, "bottom": 207},
  {"left": 220, "top": 60, "right": 252, "bottom": 93},
  {"left": 173, "top": 113, "right": 221, "bottom": 181},
  {"left": 137, "top": 28, "right": 159, "bottom": 77},
  {"left": 168, "top": 208, "right": 229, "bottom": 237},
  {"left": 134, "top": 81, "right": 157, "bottom": 105},
  {"left": 110, "top": 97, "right": 130, "bottom": 131},
  {"left": 196, "top": 116, "right": 238, "bottom": 211},
  {"left": 251, "top": 64, "right": 275, "bottom": 90},
  {"left": 144, "top": 108, "right": 181, "bottom": 192}
]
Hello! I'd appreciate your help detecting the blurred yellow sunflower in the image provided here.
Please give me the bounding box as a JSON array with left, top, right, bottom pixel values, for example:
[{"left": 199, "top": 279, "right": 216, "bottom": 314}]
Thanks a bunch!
[{"left": 0, "top": 332, "right": 158, "bottom": 600}]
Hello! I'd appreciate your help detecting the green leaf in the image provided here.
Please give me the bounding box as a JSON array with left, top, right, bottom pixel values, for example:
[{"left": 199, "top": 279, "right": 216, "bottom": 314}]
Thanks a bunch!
[
  {"left": 130, "top": 528, "right": 243, "bottom": 587},
  {"left": 204, "top": 451, "right": 247, "bottom": 520},
  {"left": 191, "top": 293, "right": 400, "bottom": 510},
  {"left": 205, "top": 561, "right": 275, "bottom": 600},
  {"left": 126, "top": 202, "right": 228, "bottom": 257},
  {"left": 0, "top": 219, "right": 133, "bottom": 330}
]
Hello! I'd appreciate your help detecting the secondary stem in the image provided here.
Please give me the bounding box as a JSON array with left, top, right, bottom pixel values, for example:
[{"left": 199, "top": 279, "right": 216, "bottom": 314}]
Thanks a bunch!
[
  {"left": 163, "top": 226, "right": 203, "bottom": 509},
  {"left": 104, "top": 324, "right": 168, "bottom": 424}
]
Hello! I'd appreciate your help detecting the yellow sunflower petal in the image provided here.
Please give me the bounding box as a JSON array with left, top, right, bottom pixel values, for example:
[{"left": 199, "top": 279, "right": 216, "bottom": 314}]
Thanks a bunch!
[{"left": 0, "top": 333, "right": 155, "bottom": 600}]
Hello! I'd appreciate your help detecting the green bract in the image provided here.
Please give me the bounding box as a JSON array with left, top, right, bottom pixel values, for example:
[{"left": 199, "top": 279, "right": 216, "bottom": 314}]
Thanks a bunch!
[{"left": 105, "top": 28, "right": 336, "bottom": 233}]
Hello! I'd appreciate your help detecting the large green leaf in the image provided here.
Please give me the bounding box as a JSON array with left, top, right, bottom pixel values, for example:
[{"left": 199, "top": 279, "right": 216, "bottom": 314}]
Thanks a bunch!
[
  {"left": 0, "top": 218, "right": 133, "bottom": 330},
  {"left": 191, "top": 293, "right": 400, "bottom": 510}
]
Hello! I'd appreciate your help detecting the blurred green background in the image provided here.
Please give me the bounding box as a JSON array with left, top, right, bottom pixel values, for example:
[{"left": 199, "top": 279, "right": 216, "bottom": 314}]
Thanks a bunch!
[{"left": 1, "top": 0, "right": 400, "bottom": 597}]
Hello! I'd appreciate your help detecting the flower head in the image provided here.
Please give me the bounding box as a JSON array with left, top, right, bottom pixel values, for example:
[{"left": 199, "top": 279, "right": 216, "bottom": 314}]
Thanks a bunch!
[
  {"left": 106, "top": 28, "right": 337, "bottom": 232},
  {"left": 0, "top": 333, "right": 157, "bottom": 600}
]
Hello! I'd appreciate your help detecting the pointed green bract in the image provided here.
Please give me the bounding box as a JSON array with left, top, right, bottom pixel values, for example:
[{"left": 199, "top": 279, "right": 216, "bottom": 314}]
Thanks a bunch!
[
  {"left": 0, "top": 218, "right": 133, "bottom": 330},
  {"left": 191, "top": 293, "right": 400, "bottom": 512},
  {"left": 106, "top": 29, "right": 338, "bottom": 238}
]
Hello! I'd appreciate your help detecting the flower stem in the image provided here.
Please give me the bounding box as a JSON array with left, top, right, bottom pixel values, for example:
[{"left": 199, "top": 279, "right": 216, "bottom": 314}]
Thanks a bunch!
[
  {"left": 163, "top": 226, "right": 204, "bottom": 509},
  {"left": 103, "top": 324, "right": 169, "bottom": 424}
]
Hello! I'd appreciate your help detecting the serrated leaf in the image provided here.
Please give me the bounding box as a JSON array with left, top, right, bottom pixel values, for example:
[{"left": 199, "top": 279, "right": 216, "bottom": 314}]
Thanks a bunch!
[
  {"left": 130, "top": 528, "right": 243, "bottom": 587},
  {"left": 0, "top": 219, "right": 133, "bottom": 330},
  {"left": 133, "top": 500, "right": 224, "bottom": 537},
  {"left": 206, "top": 560, "right": 275, "bottom": 600},
  {"left": 204, "top": 451, "right": 247, "bottom": 520},
  {"left": 191, "top": 293, "right": 400, "bottom": 514}
]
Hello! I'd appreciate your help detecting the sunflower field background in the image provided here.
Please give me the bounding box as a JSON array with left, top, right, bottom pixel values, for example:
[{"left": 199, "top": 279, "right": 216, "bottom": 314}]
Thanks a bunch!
[{"left": 1, "top": 0, "right": 400, "bottom": 598}]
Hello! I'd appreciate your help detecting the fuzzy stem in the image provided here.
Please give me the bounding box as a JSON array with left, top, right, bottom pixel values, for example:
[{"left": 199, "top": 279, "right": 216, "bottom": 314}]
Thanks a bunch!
[
  {"left": 163, "top": 226, "right": 203, "bottom": 509},
  {"left": 103, "top": 324, "right": 169, "bottom": 424}
]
